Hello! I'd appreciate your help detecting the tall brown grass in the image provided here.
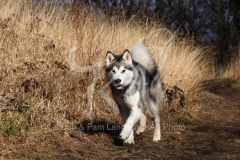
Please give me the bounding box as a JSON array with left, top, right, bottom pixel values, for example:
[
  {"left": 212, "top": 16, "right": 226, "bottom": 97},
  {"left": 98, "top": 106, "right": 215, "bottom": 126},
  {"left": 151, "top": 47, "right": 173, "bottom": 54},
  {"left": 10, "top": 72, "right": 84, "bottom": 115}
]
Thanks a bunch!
[
  {"left": 221, "top": 46, "right": 240, "bottom": 80},
  {"left": 0, "top": 0, "right": 214, "bottom": 139}
]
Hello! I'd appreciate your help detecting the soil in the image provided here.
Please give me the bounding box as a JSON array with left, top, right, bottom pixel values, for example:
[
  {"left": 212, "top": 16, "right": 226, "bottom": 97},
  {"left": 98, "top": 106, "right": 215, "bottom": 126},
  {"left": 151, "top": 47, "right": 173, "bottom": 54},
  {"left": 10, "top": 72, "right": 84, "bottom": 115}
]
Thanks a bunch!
[{"left": 2, "top": 80, "right": 240, "bottom": 159}]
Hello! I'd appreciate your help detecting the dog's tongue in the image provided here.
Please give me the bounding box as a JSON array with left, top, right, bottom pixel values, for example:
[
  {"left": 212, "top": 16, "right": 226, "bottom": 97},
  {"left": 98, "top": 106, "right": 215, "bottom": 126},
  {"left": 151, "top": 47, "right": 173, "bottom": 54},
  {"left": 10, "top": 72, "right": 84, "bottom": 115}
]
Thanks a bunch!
[{"left": 117, "top": 85, "right": 123, "bottom": 90}]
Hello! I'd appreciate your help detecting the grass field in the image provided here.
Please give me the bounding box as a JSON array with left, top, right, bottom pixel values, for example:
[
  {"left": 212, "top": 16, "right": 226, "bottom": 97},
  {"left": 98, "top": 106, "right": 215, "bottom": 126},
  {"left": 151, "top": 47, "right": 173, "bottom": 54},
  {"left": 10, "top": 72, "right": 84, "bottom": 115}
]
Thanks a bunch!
[{"left": 0, "top": 1, "right": 239, "bottom": 159}]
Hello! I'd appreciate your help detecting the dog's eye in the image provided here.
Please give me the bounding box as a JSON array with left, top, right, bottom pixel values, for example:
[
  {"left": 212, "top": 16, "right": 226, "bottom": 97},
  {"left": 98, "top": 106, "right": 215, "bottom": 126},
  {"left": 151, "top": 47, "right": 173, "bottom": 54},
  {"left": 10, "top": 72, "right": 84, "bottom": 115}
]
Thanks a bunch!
[
  {"left": 122, "top": 70, "right": 126, "bottom": 73},
  {"left": 112, "top": 70, "right": 115, "bottom": 73}
]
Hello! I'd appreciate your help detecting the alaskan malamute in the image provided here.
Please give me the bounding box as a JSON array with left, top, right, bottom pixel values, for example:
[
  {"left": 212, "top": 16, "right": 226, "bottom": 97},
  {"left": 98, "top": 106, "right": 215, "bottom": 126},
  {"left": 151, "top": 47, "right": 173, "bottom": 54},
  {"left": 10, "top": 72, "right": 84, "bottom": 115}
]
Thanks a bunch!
[{"left": 105, "top": 44, "right": 164, "bottom": 144}]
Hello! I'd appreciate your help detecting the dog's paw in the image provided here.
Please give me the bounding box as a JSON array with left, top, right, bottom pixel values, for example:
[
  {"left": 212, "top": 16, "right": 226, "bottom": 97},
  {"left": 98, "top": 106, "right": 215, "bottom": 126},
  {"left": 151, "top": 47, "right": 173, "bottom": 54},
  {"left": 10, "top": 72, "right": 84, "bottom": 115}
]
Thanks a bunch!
[
  {"left": 120, "top": 131, "right": 128, "bottom": 140},
  {"left": 120, "top": 124, "right": 132, "bottom": 140},
  {"left": 136, "top": 126, "right": 146, "bottom": 134},
  {"left": 124, "top": 138, "right": 134, "bottom": 144},
  {"left": 153, "top": 134, "right": 161, "bottom": 142}
]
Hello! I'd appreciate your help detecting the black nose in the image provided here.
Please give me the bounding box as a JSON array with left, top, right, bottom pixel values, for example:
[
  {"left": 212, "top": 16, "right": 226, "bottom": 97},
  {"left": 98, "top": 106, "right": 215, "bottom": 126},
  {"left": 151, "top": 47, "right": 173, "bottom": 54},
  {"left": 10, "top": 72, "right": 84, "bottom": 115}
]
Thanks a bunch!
[{"left": 115, "top": 79, "right": 121, "bottom": 83}]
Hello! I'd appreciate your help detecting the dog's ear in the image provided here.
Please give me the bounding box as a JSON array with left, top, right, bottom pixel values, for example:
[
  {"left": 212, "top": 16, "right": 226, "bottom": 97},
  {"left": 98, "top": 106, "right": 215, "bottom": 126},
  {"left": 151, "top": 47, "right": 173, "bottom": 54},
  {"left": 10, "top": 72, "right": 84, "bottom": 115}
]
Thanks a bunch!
[
  {"left": 122, "top": 50, "right": 132, "bottom": 65},
  {"left": 106, "top": 51, "right": 115, "bottom": 66}
]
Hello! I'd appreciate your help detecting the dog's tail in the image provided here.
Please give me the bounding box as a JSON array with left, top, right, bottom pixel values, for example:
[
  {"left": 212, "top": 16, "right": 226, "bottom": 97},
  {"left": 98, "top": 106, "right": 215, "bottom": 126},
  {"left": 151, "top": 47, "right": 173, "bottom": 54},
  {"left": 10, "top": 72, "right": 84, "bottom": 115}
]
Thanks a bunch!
[{"left": 131, "top": 43, "right": 157, "bottom": 74}]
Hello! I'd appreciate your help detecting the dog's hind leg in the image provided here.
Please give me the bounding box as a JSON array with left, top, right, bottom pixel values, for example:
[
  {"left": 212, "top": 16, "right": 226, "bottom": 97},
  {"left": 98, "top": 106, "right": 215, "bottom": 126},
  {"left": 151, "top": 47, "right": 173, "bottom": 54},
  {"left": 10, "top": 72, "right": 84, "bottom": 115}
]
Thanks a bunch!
[
  {"left": 149, "top": 101, "right": 161, "bottom": 141},
  {"left": 136, "top": 113, "right": 146, "bottom": 134}
]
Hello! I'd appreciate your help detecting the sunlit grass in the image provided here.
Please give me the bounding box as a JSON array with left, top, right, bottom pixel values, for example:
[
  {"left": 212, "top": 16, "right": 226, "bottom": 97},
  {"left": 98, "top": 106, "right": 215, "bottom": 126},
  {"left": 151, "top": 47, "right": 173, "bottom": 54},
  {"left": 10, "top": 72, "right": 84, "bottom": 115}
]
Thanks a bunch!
[{"left": 0, "top": 0, "right": 214, "bottom": 140}]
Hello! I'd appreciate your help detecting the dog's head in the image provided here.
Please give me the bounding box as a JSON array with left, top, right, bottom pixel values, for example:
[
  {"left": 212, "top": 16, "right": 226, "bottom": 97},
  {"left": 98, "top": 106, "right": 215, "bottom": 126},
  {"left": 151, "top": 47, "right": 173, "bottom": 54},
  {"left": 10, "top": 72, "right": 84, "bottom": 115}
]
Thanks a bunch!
[{"left": 105, "top": 50, "right": 134, "bottom": 90}]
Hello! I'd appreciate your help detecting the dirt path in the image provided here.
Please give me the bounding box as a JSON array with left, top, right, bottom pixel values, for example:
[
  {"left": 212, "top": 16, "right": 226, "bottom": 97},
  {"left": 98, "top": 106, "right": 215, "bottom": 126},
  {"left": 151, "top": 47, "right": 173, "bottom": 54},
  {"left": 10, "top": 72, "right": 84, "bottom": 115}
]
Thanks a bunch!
[
  {"left": 171, "top": 80, "right": 240, "bottom": 159},
  {"left": 63, "top": 80, "right": 240, "bottom": 159},
  {"left": 3, "top": 80, "right": 240, "bottom": 159}
]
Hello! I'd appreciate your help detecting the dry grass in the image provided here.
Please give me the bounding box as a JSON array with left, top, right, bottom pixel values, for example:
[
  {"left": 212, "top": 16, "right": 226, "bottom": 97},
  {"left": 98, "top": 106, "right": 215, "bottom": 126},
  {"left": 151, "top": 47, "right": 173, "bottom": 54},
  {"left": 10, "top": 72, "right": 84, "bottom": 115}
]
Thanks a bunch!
[
  {"left": 0, "top": 0, "right": 214, "bottom": 149},
  {"left": 221, "top": 46, "right": 240, "bottom": 80}
]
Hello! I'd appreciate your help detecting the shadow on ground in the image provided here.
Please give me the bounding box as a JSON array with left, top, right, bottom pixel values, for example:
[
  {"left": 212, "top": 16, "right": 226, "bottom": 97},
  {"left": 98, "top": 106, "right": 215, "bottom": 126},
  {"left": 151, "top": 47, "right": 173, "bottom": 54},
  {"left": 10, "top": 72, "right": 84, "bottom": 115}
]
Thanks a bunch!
[{"left": 76, "top": 120, "right": 124, "bottom": 146}]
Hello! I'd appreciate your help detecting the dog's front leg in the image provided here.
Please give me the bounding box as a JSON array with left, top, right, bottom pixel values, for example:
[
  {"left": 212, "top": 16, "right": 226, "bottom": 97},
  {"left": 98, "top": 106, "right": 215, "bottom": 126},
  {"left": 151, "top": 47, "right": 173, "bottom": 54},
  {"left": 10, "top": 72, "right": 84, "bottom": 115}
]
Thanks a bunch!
[
  {"left": 120, "top": 91, "right": 141, "bottom": 141},
  {"left": 120, "top": 106, "right": 141, "bottom": 140}
]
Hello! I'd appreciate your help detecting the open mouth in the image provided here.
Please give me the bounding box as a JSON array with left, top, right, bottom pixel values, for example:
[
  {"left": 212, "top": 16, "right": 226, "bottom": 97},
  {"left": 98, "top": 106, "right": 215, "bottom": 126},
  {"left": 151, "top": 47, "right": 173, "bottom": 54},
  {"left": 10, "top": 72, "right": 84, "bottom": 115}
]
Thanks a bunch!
[{"left": 116, "top": 85, "right": 123, "bottom": 90}]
